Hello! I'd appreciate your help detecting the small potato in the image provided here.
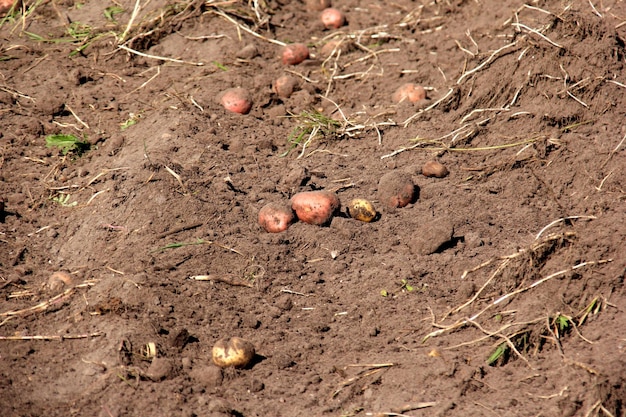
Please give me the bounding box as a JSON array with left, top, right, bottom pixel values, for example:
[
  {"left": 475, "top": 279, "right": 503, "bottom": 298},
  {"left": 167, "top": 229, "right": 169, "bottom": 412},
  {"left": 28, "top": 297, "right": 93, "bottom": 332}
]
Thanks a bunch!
[
  {"left": 220, "top": 87, "right": 252, "bottom": 114},
  {"left": 320, "top": 8, "right": 345, "bottom": 29},
  {"left": 0, "top": 0, "right": 18, "bottom": 14},
  {"left": 319, "top": 39, "right": 350, "bottom": 57},
  {"left": 281, "top": 43, "right": 309, "bottom": 65},
  {"left": 306, "top": 0, "right": 331, "bottom": 11},
  {"left": 422, "top": 160, "right": 449, "bottom": 178},
  {"left": 273, "top": 75, "right": 298, "bottom": 99},
  {"left": 347, "top": 199, "right": 377, "bottom": 223},
  {"left": 377, "top": 171, "right": 416, "bottom": 209},
  {"left": 392, "top": 83, "right": 426, "bottom": 104},
  {"left": 258, "top": 202, "right": 295, "bottom": 233},
  {"left": 212, "top": 337, "right": 256, "bottom": 368},
  {"left": 291, "top": 190, "right": 340, "bottom": 226},
  {"left": 48, "top": 271, "right": 74, "bottom": 292}
]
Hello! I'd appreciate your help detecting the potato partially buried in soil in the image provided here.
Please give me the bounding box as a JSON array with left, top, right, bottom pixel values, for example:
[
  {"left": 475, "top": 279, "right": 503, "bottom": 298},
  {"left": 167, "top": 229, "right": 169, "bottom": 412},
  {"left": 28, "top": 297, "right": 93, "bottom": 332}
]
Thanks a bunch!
[
  {"left": 422, "top": 160, "right": 449, "bottom": 178},
  {"left": 258, "top": 202, "right": 295, "bottom": 233},
  {"left": 347, "top": 198, "right": 377, "bottom": 222},
  {"left": 377, "top": 171, "right": 416, "bottom": 209},
  {"left": 212, "top": 337, "right": 256, "bottom": 368},
  {"left": 291, "top": 190, "right": 340, "bottom": 226},
  {"left": 281, "top": 43, "right": 309, "bottom": 65},
  {"left": 219, "top": 87, "right": 252, "bottom": 114}
]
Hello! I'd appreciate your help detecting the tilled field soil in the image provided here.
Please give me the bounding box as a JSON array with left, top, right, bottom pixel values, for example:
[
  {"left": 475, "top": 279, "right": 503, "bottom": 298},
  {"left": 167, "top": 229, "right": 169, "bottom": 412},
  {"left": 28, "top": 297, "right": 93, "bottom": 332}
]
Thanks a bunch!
[{"left": 1, "top": 1, "right": 625, "bottom": 416}]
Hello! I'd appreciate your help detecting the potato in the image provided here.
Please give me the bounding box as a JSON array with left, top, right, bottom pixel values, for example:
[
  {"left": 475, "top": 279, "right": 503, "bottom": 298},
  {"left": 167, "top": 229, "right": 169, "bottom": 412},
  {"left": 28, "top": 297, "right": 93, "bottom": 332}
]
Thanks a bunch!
[
  {"left": 220, "top": 87, "right": 252, "bottom": 114},
  {"left": 281, "top": 43, "right": 309, "bottom": 65},
  {"left": 273, "top": 75, "right": 298, "bottom": 99},
  {"left": 347, "top": 199, "right": 377, "bottom": 222},
  {"left": 291, "top": 190, "right": 340, "bottom": 225},
  {"left": 258, "top": 202, "right": 295, "bottom": 233},
  {"left": 422, "top": 160, "right": 449, "bottom": 178},
  {"left": 392, "top": 83, "right": 426, "bottom": 104},
  {"left": 48, "top": 271, "right": 74, "bottom": 292},
  {"left": 306, "top": 0, "right": 331, "bottom": 11},
  {"left": 377, "top": 171, "right": 416, "bottom": 209},
  {"left": 212, "top": 337, "right": 256, "bottom": 368},
  {"left": 0, "top": 0, "right": 18, "bottom": 14},
  {"left": 320, "top": 8, "right": 345, "bottom": 29}
]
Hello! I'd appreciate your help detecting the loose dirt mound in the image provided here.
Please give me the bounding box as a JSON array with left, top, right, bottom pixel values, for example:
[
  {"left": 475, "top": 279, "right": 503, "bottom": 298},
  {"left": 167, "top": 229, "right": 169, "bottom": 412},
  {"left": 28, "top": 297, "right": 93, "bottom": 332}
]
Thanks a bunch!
[{"left": 1, "top": 1, "right": 625, "bottom": 416}]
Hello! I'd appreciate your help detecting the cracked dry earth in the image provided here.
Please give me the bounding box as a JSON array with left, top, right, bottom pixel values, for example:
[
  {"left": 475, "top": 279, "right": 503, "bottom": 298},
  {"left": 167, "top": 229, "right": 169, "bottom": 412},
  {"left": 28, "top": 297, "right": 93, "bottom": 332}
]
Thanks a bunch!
[{"left": 1, "top": 1, "right": 625, "bottom": 416}]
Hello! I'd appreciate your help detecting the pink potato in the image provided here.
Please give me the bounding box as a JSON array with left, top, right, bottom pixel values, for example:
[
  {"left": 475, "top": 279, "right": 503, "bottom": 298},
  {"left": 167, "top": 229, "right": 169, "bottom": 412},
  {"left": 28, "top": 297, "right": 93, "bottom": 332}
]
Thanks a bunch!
[
  {"left": 0, "top": 0, "right": 18, "bottom": 14},
  {"left": 320, "top": 8, "right": 345, "bottom": 29},
  {"left": 377, "top": 171, "right": 416, "bottom": 209},
  {"left": 258, "top": 202, "right": 295, "bottom": 233},
  {"left": 392, "top": 83, "right": 426, "bottom": 104},
  {"left": 281, "top": 43, "right": 310, "bottom": 65},
  {"left": 306, "top": 0, "right": 331, "bottom": 11},
  {"left": 220, "top": 88, "right": 252, "bottom": 114},
  {"left": 291, "top": 190, "right": 340, "bottom": 226},
  {"left": 273, "top": 75, "right": 299, "bottom": 98}
]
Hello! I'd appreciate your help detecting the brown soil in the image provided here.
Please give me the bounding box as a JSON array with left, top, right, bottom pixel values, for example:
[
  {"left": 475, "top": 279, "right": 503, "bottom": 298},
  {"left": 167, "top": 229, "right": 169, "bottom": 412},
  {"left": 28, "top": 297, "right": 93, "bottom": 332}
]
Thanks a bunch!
[{"left": 1, "top": 1, "right": 625, "bottom": 416}]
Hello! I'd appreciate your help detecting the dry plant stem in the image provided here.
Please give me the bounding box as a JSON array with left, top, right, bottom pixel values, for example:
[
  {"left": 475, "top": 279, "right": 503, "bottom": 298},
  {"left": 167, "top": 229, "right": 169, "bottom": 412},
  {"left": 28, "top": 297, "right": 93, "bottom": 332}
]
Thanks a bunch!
[
  {"left": 492, "top": 259, "right": 613, "bottom": 306},
  {"left": 535, "top": 216, "right": 596, "bottom": 240},
  {"left": 424, "top": 257, "right": 612, "bottom": 341},
  {"left": 157, "top": 222, "right": 203, "bottom": 239},
  {"left": 401, "top": 88, "right": 455, "bottom": 128},
  {"left": 457, "top": 42, "right": 517, "bottom": 84},
  {"left": 469, "top": 319, "right": 532, "bottom": 368},
  {"left": 119, "top": 0, "right": 141, "bottom": 43},
  {"left": 332, "top": 365, "right": 392, "bottom": 398},
  {"left": 213, "top": 10, "right": 285, "bottom": 46},
  {"left": 189, "top": 275, "right": 253, "bottom": 288},
  {"left": 118, "top": 44, "right": 204, "bottom": 66},
  {"left": 0, "top": 332, "right": 103, "bottom": 341},
  {"left": 0, "top": 282, "right": 96, "bottom": 317},
  {"left": 511, "top": 23, "right": 563, "bottom": 49}
]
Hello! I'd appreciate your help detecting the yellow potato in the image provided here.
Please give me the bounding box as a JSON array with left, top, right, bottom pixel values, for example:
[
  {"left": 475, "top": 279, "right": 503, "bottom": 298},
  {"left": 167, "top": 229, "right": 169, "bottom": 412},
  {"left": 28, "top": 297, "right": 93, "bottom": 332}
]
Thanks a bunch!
[
  {"left": 212, "top": 337, "right": 256, "bottom": 368},
  {"left": 347, "top": 198, "right": 377, "bottom": 222}
]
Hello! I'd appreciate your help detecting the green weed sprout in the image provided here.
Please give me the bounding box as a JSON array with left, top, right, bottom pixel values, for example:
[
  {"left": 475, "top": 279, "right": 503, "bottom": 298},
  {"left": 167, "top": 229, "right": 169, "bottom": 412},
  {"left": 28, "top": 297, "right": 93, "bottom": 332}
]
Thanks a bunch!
[{"left": 45, "top": 134, "right": 90, "bottom": 155}]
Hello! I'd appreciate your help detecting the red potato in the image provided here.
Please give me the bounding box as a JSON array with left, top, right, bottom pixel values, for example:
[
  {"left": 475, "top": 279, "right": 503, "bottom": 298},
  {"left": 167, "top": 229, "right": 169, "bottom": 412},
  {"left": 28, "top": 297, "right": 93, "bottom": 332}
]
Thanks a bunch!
[
  {"left": 273, "top": 75, "right": 298, "bottom": 98},
  {"left": 306, "top": 0, "right": 331, "bottom": 11},
  {"left": 377, "top": 171, "right": 416, "bottom": 209},
  {"left": 220, "top": 88, "right": 252, "bottom": 114},
  {"left": 258, "top": 202, "right": 295, "bottom": 233},
  {"left": 281, "top": 43, "right": 309, "bottom": 65},
  {"left": 392, "top": 83, "right": 426, "bottom": 104},
  {"left": 291, "top": 190, "right": 340, "bottom": 226},
  {"left": 0, "top": 0, "right": 18, "bottom": 14},
  {"left": 320, "top": 8, "right": 345, "bottom": 29}
]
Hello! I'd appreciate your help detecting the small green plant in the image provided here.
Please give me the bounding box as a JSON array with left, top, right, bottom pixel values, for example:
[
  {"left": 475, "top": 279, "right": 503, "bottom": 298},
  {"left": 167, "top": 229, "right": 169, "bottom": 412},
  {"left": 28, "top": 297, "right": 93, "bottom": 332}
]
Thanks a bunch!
[
  {"left": 24, "top": 20, "right": 115, "bottom": 57},
  {"left": 281, "top": 109, "right": 342, "bottom": 157},
  {"left": 104, "top": 6, "right": 124, "bottom": 22},
  {"left": 45, "top": 134, "right": 90, "bottom": 155},
  {"left": 120, "top": 114, "right": 140, "bottom": 130},
  {"left": 487, "top": 343, "right": 508, "bottom": 366},
  {"left": 400, "top": 279, "right": 414, "bottom": 292},
  {"left": 552, "top": 314, "right": 571, "bottom": 338},
  {"left": 50, "top": 193, "right": 77, "bottom": 207},
  {"left": 380, "top": 289, "right": 388, "bottom": 297},
  {"left": 212, "top": 61, "right": 228, "bottom": 71}
]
